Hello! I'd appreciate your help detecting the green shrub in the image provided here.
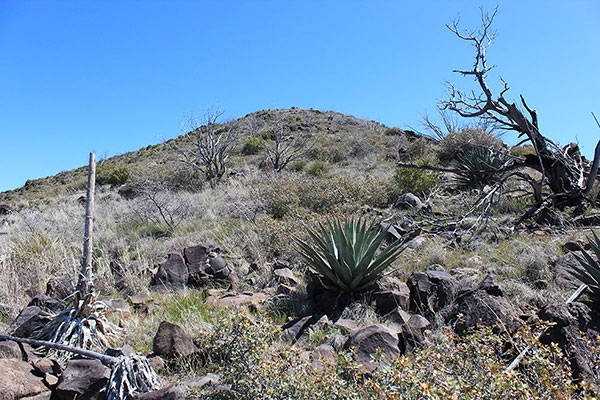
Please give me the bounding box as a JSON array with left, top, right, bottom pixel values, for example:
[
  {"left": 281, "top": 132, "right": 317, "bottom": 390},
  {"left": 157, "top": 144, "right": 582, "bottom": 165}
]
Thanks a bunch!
[
  {"left": 296, "top": 217, "right": 405, "bottom": 294},
  {"left": 260, "top": 130, "right": 276, "bottom": 141},
  {"left": 393, "top": 164, "right": 440, "bottom": 196},
  {"left": 191, "top": 323, "right": 579, "bottom": 399},
  {"left": 306, "top": 161, "right": 330, "bottom": 177},
  {"left": 241, "top": 137, "right": 264, "bottom": 155},
  {"left": 97, "top": 165, "right": 130, "bottom": 186},
  {"left": 384, "top": 127, "right": 403, "bottom": 136},
  {"left": 510, "top": 144, "right": 536, "bottom": 158},
  {"left": 106, "top": 167, "right": 130, "bottom": 186},
  {"left": 290, "top": 160, "right": 307, "bottom": 172}
]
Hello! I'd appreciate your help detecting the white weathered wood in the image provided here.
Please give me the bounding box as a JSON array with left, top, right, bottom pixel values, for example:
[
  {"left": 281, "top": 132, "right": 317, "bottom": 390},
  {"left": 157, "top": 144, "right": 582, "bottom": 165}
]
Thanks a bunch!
[
  {"left": 78, "top": 152, "right": 96, "bottom": 295},
  {"left": 0, "top": 334, "right": 117, "bottom": 365}
]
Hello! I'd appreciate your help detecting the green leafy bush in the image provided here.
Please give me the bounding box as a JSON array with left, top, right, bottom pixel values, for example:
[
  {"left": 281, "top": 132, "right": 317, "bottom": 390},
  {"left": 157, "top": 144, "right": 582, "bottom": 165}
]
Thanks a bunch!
[
  {"left": 192, "top": 324, "right": 579, "bottom": 399},
  {"left": 241, "top": 137, "right": 264, "bottom": 155},
  {"left": 260, "top": 130, "right": 276, "bottom": 141},
  {"left": 106, "top": 167, "right": 130, "bottom": 186},
  {"left": 97, "top": 165, "right": 130, "bottom": 186},
  {"left": 393, "top": 164, "right": 440, "bottom": 196},
  {"left": 296, "top": 217, "right": 405, "bottom": 294},
  {"left": 510, "top": 144, "right": 536, "bottom": 158},
  {"left": 384, "top": 127, "right": 403, "bottom": 136},
  {"left": 571, "top": 231, "right": 600, "bottom": 304}
]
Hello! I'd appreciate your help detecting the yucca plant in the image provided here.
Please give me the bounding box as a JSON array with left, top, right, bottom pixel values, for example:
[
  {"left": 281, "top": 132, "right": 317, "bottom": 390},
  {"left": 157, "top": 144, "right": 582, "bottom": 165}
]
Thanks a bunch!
[
  {"left": 296, "top": 217, "right": 405, "bottom": 294},
  {"left": 452, "top": 146, "right": 508, "bottom": 189},
  {"left": 570, "top": 231, "right": 600, "bottom": 304}
]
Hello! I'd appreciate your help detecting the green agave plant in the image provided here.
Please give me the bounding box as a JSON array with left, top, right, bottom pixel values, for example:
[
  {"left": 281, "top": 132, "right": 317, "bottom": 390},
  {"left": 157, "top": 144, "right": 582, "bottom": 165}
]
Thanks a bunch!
[
  {"left": 570, "top": 231, "right": 600, "bottom": 303},
  {"left": 453, "top": 146, "right": 508, "bottom": 189},
  {"left": 296, "top": 217, "right": 405, "bottom": 294}
]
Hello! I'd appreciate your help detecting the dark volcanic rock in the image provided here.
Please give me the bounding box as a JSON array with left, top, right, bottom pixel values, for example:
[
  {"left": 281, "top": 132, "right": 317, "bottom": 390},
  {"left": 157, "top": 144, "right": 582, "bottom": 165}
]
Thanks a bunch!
[
  {"left": 28, "top": 294, "right": 64, "bottom": 312},
  {"left": 10, "top": 306, "right": 49, "bottom": 338},
  {"left": 0, "top": 359, "right": 50, "bottom": 399},
  {"left": 153, "top": 321, "right": 198, "bottom": 357},
  {"left": 449, "top": 275, "right": 523, "bottom": 336},
  {"left": 552, "top": 253, "right": 590, "bottom": 290},
  {"left": 407, "top": 270, "right": 457, "bottom": 319},
  {"left": 344, "top": 324, "right": 401, "bottom": 373},
  {"left": 55, "top": 358, "right": 110, "bottom": 400},
  {"left": 374, "top": 285, "right": 410, "bottom": 315},
  {"left": 0, "top": 204, "right": 15, "bottom": 215},
  {"left": 183, "top": 245, "right": 211, "bottom": 286},
  {"left": 151, "top": 253, "right": 189, "bottom": 289},
  {"left": 282, "top": 315, "right": 314, "bottom": 343},
  {"left": 538, "top": 302, "right": 600, "bottom": 386}
]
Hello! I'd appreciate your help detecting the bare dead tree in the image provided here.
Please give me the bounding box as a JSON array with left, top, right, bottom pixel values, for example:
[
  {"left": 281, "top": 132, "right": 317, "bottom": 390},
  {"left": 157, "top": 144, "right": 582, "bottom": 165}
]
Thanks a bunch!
[
  {"left": 263, "top": 111, "right": 314, "bottom": 172},
  {"left": 439, "top": 7, "right": 600, "bottom": 213},
  {"left": 130, "top": 180, "right": 192, "bottom": 232},
  {"left": 177, "top": 109, "right": 238, "bottom": 183}
]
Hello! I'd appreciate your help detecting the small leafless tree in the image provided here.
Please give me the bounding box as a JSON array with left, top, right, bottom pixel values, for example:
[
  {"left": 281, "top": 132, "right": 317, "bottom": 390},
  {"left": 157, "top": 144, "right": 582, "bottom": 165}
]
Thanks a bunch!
[
  {"left": 263, "top": 112, "right": 314, "bottom": 172},
  {"left": 178, "top": 109, "right": 238, "bottom": 183},
  {"left": 131, "top": 181, "right": 192, "bottom": 232}
]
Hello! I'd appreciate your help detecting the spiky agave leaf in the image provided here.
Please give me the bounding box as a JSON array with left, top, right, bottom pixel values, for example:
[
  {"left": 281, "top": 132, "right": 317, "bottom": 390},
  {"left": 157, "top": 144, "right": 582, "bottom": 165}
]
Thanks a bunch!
[
  {"left": 296, "top": 217, "right": 405, "bottom": 294},
  {"left": 570, "top": 231, "right": 600, "bottom": 303},
  {"left": 452, "top": 146, "right": 508, "bottom": 189}
]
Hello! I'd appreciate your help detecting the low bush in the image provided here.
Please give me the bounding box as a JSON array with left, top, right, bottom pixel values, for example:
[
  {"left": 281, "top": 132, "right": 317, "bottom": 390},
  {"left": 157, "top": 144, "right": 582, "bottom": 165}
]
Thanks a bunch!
[
  {"left": 392, "top": 158, "right": 441, "bottom": 197},
  {"left": 306, "top": 161, "right": 330, "bottom": 177},
  {"left": 106, "top": 167, "right": 130, "bottom": 186},
  {"left": 190, "top": 323, "right": 580, "bottom": 399},
  {"left": 241, "top": 137, "right": 264, "bottom": 155}
]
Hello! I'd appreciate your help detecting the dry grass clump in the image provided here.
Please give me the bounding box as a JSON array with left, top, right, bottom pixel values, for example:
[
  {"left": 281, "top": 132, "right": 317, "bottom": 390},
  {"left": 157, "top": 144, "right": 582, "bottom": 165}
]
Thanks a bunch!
[{"left": 437, "top": 128, "right": 505, "bottom": 164}]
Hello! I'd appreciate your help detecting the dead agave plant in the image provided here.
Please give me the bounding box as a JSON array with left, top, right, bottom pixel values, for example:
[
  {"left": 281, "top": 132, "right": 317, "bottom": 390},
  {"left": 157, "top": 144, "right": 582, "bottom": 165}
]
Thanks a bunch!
[
  {"left": 0, "top": 334, "right": 161, "bottom": 399},
  {"left": 35, "top": 153, "right": 122, "bottom": 354}
]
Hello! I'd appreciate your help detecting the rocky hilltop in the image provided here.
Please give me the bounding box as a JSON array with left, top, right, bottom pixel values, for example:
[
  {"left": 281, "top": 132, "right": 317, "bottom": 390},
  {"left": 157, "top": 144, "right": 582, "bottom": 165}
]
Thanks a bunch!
[{"left": 0, "top": 108, "right": 599, "bottom": 399}]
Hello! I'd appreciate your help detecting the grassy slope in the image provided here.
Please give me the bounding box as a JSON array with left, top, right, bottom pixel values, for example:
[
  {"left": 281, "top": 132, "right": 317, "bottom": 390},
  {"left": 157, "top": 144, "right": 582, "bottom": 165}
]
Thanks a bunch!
[{"left": 0, "top": 107, "right": 597, "bottom": 397}]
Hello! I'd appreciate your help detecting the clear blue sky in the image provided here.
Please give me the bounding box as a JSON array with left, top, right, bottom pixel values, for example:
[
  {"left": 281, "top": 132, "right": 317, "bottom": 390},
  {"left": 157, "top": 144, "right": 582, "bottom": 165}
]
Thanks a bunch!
[{"left": 1, "top": 1, "right": 598, "bottom": 192}]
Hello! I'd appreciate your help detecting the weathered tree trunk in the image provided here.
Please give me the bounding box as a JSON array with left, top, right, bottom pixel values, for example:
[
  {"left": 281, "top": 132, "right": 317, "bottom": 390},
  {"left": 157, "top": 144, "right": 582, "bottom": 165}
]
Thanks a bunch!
[{"left": 77, "top": 153, "right": 96, "bottom": 295}]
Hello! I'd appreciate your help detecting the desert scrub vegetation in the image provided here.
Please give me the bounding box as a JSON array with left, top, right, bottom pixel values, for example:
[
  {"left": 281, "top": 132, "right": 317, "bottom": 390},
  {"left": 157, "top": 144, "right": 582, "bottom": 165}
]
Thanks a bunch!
[{"left": 185, "top": 322, "right": 581, "bottom": 399}]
